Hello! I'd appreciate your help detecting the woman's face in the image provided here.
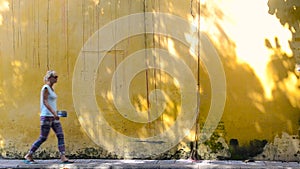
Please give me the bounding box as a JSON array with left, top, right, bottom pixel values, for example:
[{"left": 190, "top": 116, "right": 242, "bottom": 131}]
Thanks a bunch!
[{"left": 49, "top": 73, "right": 58, "bottom": 84}]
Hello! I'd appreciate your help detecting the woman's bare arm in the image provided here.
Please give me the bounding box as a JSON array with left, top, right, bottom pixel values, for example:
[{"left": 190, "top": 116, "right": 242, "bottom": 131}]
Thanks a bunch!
[{"left": 43, "top": 88, "right": 59, "bottom": 119}]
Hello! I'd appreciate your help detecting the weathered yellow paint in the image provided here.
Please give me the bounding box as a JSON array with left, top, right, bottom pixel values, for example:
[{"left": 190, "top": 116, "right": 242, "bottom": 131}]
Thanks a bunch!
[{"left": 0, "top": 0, "right": 299, "bottom": 160}]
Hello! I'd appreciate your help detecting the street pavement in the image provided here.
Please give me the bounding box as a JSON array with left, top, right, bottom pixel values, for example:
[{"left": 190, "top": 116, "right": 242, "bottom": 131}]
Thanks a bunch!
[{"left": 0, "top": 159, "right": 299, "bottom": 169}]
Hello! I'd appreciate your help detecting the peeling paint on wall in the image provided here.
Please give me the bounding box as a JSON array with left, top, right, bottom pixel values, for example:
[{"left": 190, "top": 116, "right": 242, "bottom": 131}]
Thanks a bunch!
[{"left": 255, "top": 132, "right": 300, "bottom": 161}]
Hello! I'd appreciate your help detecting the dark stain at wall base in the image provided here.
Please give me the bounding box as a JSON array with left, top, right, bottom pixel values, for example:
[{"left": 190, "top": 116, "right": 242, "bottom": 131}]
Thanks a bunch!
[
  {"left": 0, "top": 139, "right": 268, "bottom": 160},
  {"left": 204, "top": 133, "right": 225, "bottom": 154},
  {"left": 229, "top": 139, "right": 268, "bottom": 160},
  {"left": 154, "top": 148, "right": 189, "bottom": 160},
  {"left": 69, "top": 147, "right": 118, "bottom": 159}
]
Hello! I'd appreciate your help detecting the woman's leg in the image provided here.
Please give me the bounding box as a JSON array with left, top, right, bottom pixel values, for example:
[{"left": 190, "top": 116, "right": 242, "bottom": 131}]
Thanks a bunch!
[
  {"left": 51, "top": 120, "right": 73, "bottom": 163},
  {"left": 25, "top": 117, "right": 52, "bottom": 160},
  {"left": 51, "top": 120, "right": 65, "bottom": 155}
]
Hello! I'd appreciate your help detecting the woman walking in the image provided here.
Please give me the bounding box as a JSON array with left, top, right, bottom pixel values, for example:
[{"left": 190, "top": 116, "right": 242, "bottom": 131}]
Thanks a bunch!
[{"left": 24, "top": 70, "right": 73, "bottom": 164}]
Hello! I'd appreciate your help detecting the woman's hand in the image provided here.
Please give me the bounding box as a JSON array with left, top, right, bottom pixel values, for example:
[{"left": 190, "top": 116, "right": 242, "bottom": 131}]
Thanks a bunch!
[{"left": 54, "top": 114, "right": 60, "bottom": 120}]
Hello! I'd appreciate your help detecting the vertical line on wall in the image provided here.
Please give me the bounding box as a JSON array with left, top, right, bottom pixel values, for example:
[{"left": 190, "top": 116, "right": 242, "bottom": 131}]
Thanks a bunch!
[
  {"left": 64, "top": 0, "right": 70, "bottom": 77},
  {"left": 110, "top": 0, "right": 118, "bottom": 94},
  {"left": 118, "top": 0, "right": 125, "bottom": 93},
  {"left": 143, "top": 0, "right": 151, "bottom": 124},
  {"left": 91, "top": 1, "right": 94, "bottom": 36},
  {"left": 31, "top": 1, "right": 38, "bottom": 67},
  {"left": 151, "top": 0, "right": 163, "bottom": 134},
  {"left": 151, "top": 0, "right": 156, "bottom": 133},
  {"left": 82, "top": 0, "right": 86, "bottom": 74},
  {"left": 67, "top": 0, "right": 70, "bottom": 77},
  {"left": 25, "top": 0, "right": 29, "bottom": 60},
  {"left": 46, "top": 0, "right": 50, "bottom": 70},
  {"left": 37, "top": 0, "right": 40, "bottom": 67},
  {"left": 32, "top": 0, "right": 35, "bottom": 67},
  {"left": 196, "top": 0, "right": 200, "bottom": 145},
  {"left": 156, "top": 0, "right": 164, "bottom": 134},
  {"left": 97, "top": 0, "right": 100, "bottom": 64},
  {"left": 96, "top": 1, "right": 99, "bottom": 59},
  {"left": 17, "top": 0, "right": 21, "bottom": 48},
  {"left": 151, "top": 0, "right": 157, "bottom": 119},
  {"left": 122, "top": 0, "right": 130, "bottom": 82},
  {"left": 197, "top": 0, "right": 200, "bottom": 96},
  {"left": 11, "top": 0, "right": 15, "bottom": 57},
  {"left": 125, "top": 0, "right": 131, "bottom": 58},
  {"left": 114, "top": 0, "right": 117, "bottom": 75},
  {"left": 189, "top": 0, "right": 201, "bottom": 161},
  {"left": 159, "top": 0, "right": 163, "bottom": 131}
]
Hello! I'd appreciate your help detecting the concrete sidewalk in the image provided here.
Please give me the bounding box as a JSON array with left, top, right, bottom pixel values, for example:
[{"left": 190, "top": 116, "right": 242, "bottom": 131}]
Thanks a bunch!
[{"left": 0, "top": 159, "right": 299, "bottom": 169}]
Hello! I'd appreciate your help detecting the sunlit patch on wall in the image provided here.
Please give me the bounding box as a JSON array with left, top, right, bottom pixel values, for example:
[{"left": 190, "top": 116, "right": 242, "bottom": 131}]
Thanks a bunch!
[
  {"left": 200, "top": 0, "right": 292, "bottom": 100},
  {"left": 0, "top": 0, "right": 9, "bottom": 26}
]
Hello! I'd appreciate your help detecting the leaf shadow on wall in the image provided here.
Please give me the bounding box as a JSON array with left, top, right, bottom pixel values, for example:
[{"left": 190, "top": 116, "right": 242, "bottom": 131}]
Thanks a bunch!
[{"left": 200, "top": 0, "right": 300, "bottom": 151}]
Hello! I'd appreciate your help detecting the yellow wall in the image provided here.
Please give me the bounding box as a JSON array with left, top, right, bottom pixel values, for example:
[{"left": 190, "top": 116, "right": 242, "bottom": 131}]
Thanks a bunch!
[{"left": 0, "top": 0, "right": 299, "bottom": 160}]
